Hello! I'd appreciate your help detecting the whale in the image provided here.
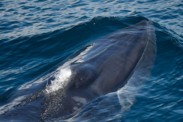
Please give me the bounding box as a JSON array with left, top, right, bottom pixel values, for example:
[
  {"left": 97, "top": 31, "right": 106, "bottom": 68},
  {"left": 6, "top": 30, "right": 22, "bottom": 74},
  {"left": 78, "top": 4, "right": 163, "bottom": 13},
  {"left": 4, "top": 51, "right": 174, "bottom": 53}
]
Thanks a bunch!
[
  {"left": 0, "top": 20, "right": 156, "bottom": 121},
  {"left": 41, "top": 20, "right": 157, "bottom": 119}
]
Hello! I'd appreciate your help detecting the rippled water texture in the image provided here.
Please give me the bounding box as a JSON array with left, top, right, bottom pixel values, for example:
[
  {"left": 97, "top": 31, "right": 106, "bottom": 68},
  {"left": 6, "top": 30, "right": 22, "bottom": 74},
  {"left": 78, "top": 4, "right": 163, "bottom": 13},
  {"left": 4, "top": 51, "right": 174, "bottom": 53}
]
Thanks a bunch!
[{"left": 0, "top": 0, "right": 183, "bottom": 121}]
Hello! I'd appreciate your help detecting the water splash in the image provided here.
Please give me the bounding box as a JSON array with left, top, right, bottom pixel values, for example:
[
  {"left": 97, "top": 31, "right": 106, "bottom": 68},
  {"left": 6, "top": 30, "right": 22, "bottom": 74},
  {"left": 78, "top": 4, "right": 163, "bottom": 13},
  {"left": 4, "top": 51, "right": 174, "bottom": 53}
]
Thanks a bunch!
[
  {"left": 45, "top": 67, "right": 72, "bottom": 93},
  {"left": 117, "top": 83, "right": 138, "bottom": 111}
]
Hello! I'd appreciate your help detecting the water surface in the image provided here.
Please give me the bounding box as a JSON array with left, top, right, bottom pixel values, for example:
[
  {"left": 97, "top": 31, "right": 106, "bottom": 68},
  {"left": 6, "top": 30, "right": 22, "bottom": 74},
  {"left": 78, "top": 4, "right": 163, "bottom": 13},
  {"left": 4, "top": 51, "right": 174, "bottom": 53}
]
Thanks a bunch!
[{"left": 0, "top": 0, "right": 183, "bottom": 121}]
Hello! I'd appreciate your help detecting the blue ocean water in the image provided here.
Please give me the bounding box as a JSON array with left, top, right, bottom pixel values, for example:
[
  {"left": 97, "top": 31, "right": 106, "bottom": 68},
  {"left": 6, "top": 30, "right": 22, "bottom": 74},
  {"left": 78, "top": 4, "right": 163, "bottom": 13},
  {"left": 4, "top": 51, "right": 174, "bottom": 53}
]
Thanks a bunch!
[{"left": 0, "top": 0, "right": 183, "bottom": 121}]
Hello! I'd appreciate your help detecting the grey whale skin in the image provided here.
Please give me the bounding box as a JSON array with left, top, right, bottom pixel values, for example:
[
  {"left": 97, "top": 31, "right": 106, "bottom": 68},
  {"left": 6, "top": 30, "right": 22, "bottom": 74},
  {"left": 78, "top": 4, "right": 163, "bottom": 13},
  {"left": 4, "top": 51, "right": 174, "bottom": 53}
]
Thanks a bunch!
[
  {"left": 0, "top": 20, "right": 156, "bottom": 121},
  {"left": 44, "top": 20, "right": 156, "bottom": 118}
]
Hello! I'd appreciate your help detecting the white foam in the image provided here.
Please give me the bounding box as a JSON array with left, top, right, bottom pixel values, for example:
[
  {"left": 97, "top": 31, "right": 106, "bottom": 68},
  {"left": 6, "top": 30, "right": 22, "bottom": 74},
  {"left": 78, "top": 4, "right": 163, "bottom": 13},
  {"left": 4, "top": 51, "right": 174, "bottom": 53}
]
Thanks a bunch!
[
  {"left": 45, "top": 67, "right": 72, "bottom": 93},
  {"left": 117, "top": 83, "right": 138, "bottom": 111}
]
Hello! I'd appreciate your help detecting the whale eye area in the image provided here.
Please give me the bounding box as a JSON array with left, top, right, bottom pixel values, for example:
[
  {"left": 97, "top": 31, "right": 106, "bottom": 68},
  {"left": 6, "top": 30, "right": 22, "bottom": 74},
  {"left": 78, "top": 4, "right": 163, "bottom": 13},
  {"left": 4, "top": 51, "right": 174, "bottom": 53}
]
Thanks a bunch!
[{"left": 70, "top": 64, "right": 98, "bottom": 89}]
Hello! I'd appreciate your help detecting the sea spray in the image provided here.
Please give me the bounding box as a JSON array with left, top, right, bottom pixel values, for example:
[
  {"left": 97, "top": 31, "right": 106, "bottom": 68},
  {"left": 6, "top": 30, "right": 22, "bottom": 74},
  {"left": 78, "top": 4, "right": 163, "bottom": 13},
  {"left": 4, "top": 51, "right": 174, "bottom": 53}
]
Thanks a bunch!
[{"left": 46, "top": 67, "right": 72, "bottom": 93}]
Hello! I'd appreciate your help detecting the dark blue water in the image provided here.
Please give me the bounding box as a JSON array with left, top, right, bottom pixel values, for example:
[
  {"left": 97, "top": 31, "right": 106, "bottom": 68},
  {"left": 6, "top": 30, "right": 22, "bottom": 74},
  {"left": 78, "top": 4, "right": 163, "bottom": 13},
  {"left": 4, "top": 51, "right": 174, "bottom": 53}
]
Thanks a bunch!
[{"left": 1, "top": 0, "right": 183, "bottom": 121}]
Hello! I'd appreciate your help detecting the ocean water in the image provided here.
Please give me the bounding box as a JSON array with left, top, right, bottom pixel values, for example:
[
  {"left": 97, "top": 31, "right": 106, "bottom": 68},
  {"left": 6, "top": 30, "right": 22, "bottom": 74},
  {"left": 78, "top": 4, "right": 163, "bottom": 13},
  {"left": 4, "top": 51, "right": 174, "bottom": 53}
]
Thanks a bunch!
[{"left": 0, "top": 0, "right": 183, "bottom": 121}]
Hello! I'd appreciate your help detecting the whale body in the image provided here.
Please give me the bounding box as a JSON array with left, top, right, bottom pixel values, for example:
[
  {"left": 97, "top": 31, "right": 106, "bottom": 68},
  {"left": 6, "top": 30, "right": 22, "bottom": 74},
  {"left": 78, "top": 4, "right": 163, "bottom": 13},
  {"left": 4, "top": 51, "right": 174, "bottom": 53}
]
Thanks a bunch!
[
  {"left": 43, "top": 20, "right": 156, "bottom": 119},
  {"left": 0, "top": 20, "right": 156, "bottom": 121}
]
